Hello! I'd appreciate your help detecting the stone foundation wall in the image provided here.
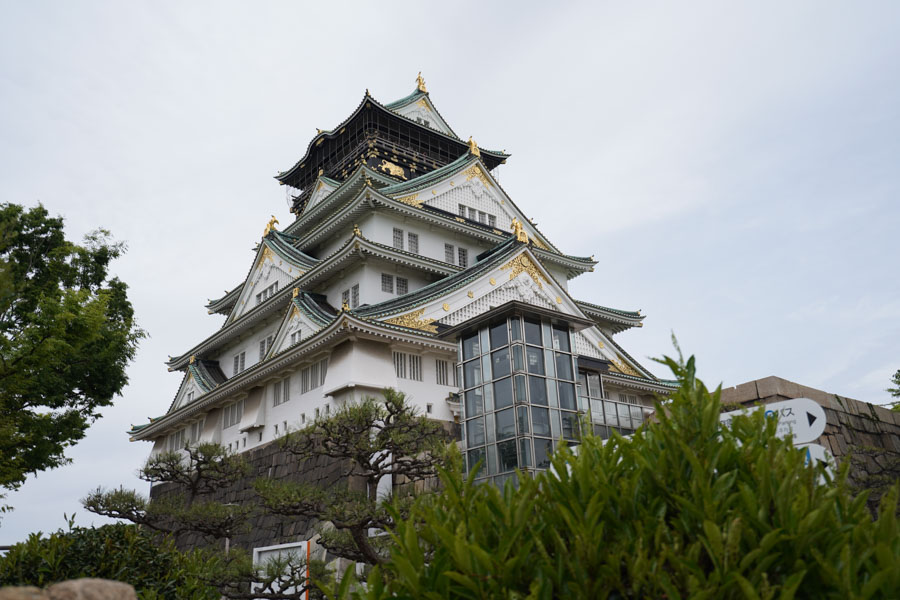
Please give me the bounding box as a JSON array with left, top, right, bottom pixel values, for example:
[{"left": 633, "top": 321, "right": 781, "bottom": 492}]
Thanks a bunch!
[{"left": 720, "top": 376, "right": 900, "bottom": 508}]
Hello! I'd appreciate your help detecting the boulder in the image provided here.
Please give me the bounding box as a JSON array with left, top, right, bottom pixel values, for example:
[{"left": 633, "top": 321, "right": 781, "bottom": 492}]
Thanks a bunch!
[
  {"left": 0, "top": 586, "right": 48, "bottom": 599},
  {"left": 46, "top": 580, "right": 136, "bottom": 600}
]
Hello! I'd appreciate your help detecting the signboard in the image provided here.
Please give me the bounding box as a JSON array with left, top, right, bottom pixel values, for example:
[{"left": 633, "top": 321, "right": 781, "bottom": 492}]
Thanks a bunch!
[
  {"left": 799, "top": 443, "right": 836, "bottom": 479},
  {"left": 719, "top": 397, "right": 826, "bottom": 444}
]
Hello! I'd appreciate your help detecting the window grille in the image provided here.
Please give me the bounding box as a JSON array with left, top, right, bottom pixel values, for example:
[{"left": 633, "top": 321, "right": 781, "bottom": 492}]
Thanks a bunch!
[
  {"left": 488, "top": 215, "right": 496, "bottom": 227},
  {"left": 351, "top": 284, "right": 359, "bottom": 308},
  {"left": 458, "top": 248, "right": 468, "bottom": 268},
  {"left": 381, "top": 273, "right": 394, "bottom": 293},
  {"left": 342, "top": 289, "right": 350, "bottom": 307},
  {"left": 409, "top": 355, "right": 422, "bottom": 381},
  {"left": 396, "top": 277, "right": 408, "bottom": 295},
  {"left": 436, "top": 359, "right": 449, "bottom": 385},
  {"left": 223, "top": 400, "right": 244, "bottom": 429},
  {"left": 393, "top": 227, "right": 404, "bottom": 249},
  {"left": 393, "top": 352, "right": 407, "bottom": 379},
  {"left": 444, "top": 243, "right": 455, "bottom": 263},
  {"left": 301, "top": 358, "right": 328, "bottom": 394},
  {"left": 407, "top": 232, "right": 419, "bottom": 254},
  {"left": 233, "top": 352, "right": 245, "bottom": 375}
]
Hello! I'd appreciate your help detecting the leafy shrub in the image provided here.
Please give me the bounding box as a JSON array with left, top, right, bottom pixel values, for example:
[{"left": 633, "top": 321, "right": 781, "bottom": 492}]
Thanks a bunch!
[
  {"left": 340, "top": 353, "right": 900, "bottom": 599},
  {"left": 0, "top": 519, "right": 218, "bottom": 599}
]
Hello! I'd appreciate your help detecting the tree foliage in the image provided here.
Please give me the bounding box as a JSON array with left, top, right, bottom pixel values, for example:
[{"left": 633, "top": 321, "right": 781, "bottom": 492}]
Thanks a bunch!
[
  {"left": 888, "top": 369, "right": 900, "bottom": 410},
  {"left": 0, "top": 203, "right": 144, "bottom": 499},
  {"left": 255, "top": 388, "right": 449, "bottom": 566},
  {"left": 0, "top": 518, "right": 219, "bottom": 599},
  {"left": 337, "top": 353, "right": 900, "bottom": 599}
]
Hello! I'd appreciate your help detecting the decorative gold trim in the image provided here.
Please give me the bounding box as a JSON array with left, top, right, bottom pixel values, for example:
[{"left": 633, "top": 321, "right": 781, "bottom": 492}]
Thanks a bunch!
[
  {"left": 383, "top": 308, "right": 438, "bottom": 333},
  {"left": 531, "top": 238, "right": 550, "bottom": 251},
  {"left": 463, "top": 164, "right": 490, "bottom": 187},
  {"left": 598, "top": 341, "right": 605, "bottom": 349},
  {"left": 467, "top": 137, "right": 481, "bottom": 157},
  {"left": 379, "top": 160, "right": 406, "bottom": 179},
  {"left": 556, "top": 296, "right": 562, "bottom": 304},
  {"left": 341, "top": 301, "right": 350, "bottom": 312},
  {"left": 442, "top": 303, "right": 450, "bottom": 311},
  {"left": 416, "top": 72, "right": 427, "bottom": 93},
  {"left": 353, "top": 224, "right": 363, "bottom": 237},
  {"left": 501, "top": 254, "right": 547, "bottom": 289},
  {"left": 259, "top": 246, "right": 275, "bottom": 264},
  {"left": 416, "top": 98, "right": 428, "bottom": 109},
  {"left": 292, "top": 287, "right": 300, "bottom": 298},
  {"left": 263, "top": 215, "right": 279, "bottom": 236},
  {"left": 189, "top": 355, "right": 196, "bottom": 364},
  {"left": 455, "top": 217, "right": 465, "bottom": 223},
  {"left": 395, "top": 193, "right": 422, "bottom": 208},
  {"left": 467, "top": 291, "right": 474, "bottom": 298},
  {"left": 510, "top": 218, "right": 529, "bottom": 243},
  {"left": 609, "top": 358, "right": 640, "bottom": 377},
  {"left": 489, "top": 277, "right": 496, "bottom": 285}
]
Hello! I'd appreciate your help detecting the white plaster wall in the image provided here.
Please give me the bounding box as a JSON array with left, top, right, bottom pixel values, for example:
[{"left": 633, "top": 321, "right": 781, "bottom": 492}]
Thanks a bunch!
[
  {"left": 364, "top": 212, "right": 490, "bottom": 268},
  {"left": 545, "top": 265, "right": 570, "bottom": 292},
  {"left": 212, "top": 317, "right": 283, "bottom": 378}
]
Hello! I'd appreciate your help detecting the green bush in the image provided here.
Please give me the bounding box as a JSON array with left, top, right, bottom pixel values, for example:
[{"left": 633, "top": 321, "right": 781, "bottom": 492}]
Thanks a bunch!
[
  {"left": 0, "top": 519, "right": 218, "bottom": 599},
  {"left": 340, "top": 353, "right": 900, "bottom": 599}
]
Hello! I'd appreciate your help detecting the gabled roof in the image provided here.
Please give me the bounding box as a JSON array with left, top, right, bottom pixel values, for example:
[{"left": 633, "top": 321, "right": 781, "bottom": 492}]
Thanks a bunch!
[
  {"left": 575, "top": 300, "right": 645, "bottom": 334},
  {"left": 206, "top": 285, "right": 241, "bottom": 315},
  {"left": 384, "top": 88, "right": 458, "bottom": 137},
  {"left": 274, "top": 91, "right": 509, "bottom": 189}
]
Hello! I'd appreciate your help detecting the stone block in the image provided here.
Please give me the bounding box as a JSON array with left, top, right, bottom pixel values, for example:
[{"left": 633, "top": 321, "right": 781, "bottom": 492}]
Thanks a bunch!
[
  {"left": 721, "top": 381, "right": 760, "bottom": 404},
  {"left": 0, "top": 587, "right": 47, "bottom": 599},
  {"left": 754, "top": 377, "right": 783, "bottom": 400},
  {"left": 46, "top": 579, "right": 136, "bottom": 600}
]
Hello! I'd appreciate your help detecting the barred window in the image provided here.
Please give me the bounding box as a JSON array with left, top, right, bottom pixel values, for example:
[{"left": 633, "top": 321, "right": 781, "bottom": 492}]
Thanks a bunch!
[
  {"left": 396, "top": 277, "right": 408, "bottom": 295},
  {"left": 488, "top": 214, "right": 496, "bottom": 227},
  {"left": 381, "top": 273, "right": 394, "bottom": 293},
  {"left": 301, "top": 358, "right": 328, "bottom": 394},
  {"left": 410, "top": 355, "right": 422, "bottom": 381},
  {"left": 444, "top": 243, "right": 455, "bottom": 263},
  {"left": 342, "top": 289, "right": 350, "bottom": 307},
  {"left": 407, "top": 232, "right": 419, "bottom": 254},
  {"left": 458, "top": 248, "right": 468, "bottom": 268},
  {"left": 393, "top": 227, "right": 404, "bottom": 250},
  {"left": 393, "top": 352, "right": 407, "bottom": 379},
  {"left": 458, "top": 204, "right": 466, "bottom": 217},
  {"left": 258, "top": 335, "right": 274, "bottom": 360},
  {"left": 436, "top": 359, "right": 449, "bottom": 386},
  {"left": 351, "top": 284, "right": 359, "bottom": 308},
  {"left": 290, "top": 331, "right": 301, "bottom": 345},
  {"left": 273, "top": 376, "right": 291, "bottom": 406},
  {"left": 232, "top": 352, "right": 245, "bottom": 375},
  {"left": 223, "top": 400, "right": 244, "bottom": 429}
]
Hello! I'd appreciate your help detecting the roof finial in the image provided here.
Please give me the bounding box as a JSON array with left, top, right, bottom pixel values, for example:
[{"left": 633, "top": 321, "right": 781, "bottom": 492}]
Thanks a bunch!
[
  {"left": 510, "top": 218, "right": 528, "bottom": 243},
  {"left": 263, "top": 215, "right": 279, "bottom": 236},
  {"left": 316, "top": 128, "right": 324, "bottom": 135},
  {"left": 416, "top": 72, "right": 427, "bottom": 93},
  {"left": 341, "top": 300, "right": 350, "bottom": 312},
  {"left": 292, "top": 287, "right": 300, "bottom": 298},
  {"left": 467, "top": 136, "right": 481, "bottom": 158},
  {"left": 353, "top": 224, "right": 363, "bottom": 237},
  {"left": 189, "top": 355, "right": 196, "bottom": 364}
]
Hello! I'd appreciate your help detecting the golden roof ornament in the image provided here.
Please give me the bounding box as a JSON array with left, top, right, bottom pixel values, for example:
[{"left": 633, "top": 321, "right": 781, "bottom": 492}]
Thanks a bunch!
[
  {"left": 189, "top": 355, "right": 196, "bottom": 364},
  {"left": 510, "top": 217, "right": 529, "bottom": 243},
  {"left": 263, "top": 215, "right": 279, "bottom": 236},
  {"left": 341, "top": 300, "right": 350, "bottom": 312},
  {"left": 292, "top": 287, "right": 300, "bottom": 298},
  {"left": 467, "top": 136, "right": 481, "bottom": 158},
  {"left": 353, "top": 224, "right": 363, "bottom": 237},
  {"left": 416, "top": 72, "right": 427, "bottom": 93}
]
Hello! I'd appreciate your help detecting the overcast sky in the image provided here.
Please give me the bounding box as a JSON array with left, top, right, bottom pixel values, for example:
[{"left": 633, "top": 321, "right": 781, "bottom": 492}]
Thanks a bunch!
[{"left": 2, "top": 1, "right": 898, "bottom": 543}]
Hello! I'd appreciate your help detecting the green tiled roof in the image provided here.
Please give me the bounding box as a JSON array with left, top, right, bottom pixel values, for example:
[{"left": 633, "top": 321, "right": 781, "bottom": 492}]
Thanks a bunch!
[
  {"left": 575, "top": 299, "right": 643, "bottom": 320},
  {"left": 384, "top": 89, "right": 427, "bottom": 110},
  {"left": 380, "top": 153, "right": 476, "bottom": 196}
]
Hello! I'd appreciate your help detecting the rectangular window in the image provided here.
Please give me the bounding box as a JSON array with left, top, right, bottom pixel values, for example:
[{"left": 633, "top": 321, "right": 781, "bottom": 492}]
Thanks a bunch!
[
  {"left": 290, "top": 331, "right": 300, "bottom": 345},
  {"left": 393, "top": 227, "right": 404, "bottom": 250},
  {"left": 458, "top": 204, "right": 466, "bottom": 217},
  {"left": 258, "top": 335, "right": 274, "bottom": 361},
  {"left": 393, "top": 352, "right": 407, "bottom": 379},
  {"left": 273, "top": 377, "right": 291, "bottom": 406},
  {"left": 478, "top": 211, "right": 488, "bottom": 224},
  {"left": 351, "top": 284, "right": 359, "bottom": 308},
  {"left": 488, "top": 214, "right": 496, "bottom": 227},
  {"left": 458, "top": 248, "right": 468, "bottom": 268},
  {"left": 223, "top": 400, "right": 244, "bottom": 429},
  {"left": 301, "top": 358, "right": 328, "bottom": 394},
  {"left": 444, "top": 243, "right": 455, "bottom": 263},
  {"left": 436, "top": 359, "right": 449, "bottom": 386},
  {"left": 342, "top": 289, "right": 350, "bottom": 308},
  {"left": 396, "top": 277, "right": 408, "bottom": 295},
  {"left": 407, "top": 232, "right": 419, "bottom": 254},
  {"left": 232, "top": 352, "right": 246, "bottom": 375},
  {"left": 409, "top": 355, "right": 422, "bottom": 381},
  {"left": 427, "top": 403, "right": 433, "bottom": 414},
  {"left": 381, "top": 273, "right": 394, "bottom": 293}
]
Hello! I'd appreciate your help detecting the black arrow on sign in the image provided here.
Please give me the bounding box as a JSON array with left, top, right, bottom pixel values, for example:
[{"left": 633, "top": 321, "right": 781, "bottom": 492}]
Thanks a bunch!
[{"left": 807, "top": 412, "right": 817, "bottom": 427}]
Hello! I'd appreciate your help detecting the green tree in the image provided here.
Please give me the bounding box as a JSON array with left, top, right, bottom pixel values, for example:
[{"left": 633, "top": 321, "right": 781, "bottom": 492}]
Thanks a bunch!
[
  {"left": 888, "top": 369, "right": 900, "bottom": 411},
  {"left": 0, "top": 518, "right": 219, "bottom": 599},
  {"left": 336, "top": 353, "right": 900, "bottom": 599},
  {"left": 0, "top": 203, "right": 144, "bottom": 507}
]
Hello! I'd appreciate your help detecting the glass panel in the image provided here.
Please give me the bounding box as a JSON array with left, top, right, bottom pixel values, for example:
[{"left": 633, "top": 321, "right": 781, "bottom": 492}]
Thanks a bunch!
[
  {"left": 532, "top": 407, "right": 551, "bottom": 437},
  {"left": 593, "top": 424, "right": 610, "bottom": 439},
  {"left": 617, "top": 403, "right": 631, "bottom": 429},
  {"left": 465, "top": 388, "right": 484, "bottom": 417},
  {"left": 462, "top": 333, "right": 480, "bottom": 360},
  {"left": 544, "top": 349, "right": 556, "bottom": 378},
  {"left": 467, "top": 417, "right": 485, "bottom": 447},
  {"left": 561, "top": 411, "right": 580, "bottom": 440},
  {"left": 497, "top": 439, "right": 518, "bottom": 473},
  {"left": 492, "top": 347, "right": 511, "bottom": 379},
  {"left": 550, "top": 409, "right": 561, "bottom": 439},
  {"left": 529, "top": 376, "right": 547, "bottom": 405},
  {"left": 467, "top": 447, "right": 485, "bottom": 475},
  {"left": 558, "top": 381, "right": 576, "bottom": 410},
  {"left": 509, "top": 317, "right": 522, "bottom": 342},
  {"left": 518, "top": 438, "right": 532, "bottom": 468},
  {"left": 484, "top": 382, "right": 494, "bottom": 412},
  {"left": 534, "top": 438, "right": 553, "bottom": 469},
  {"left": 481, "top": 354, "right": 492, "bottom": 383},
  {"left": 463, "top": 359, "right": 482, "bottom": 388},
  {"left": 577, "top": 394, "right": 587, "bottom": 412},
  {"left": 486, "top": 444, "right": 497, "bottom": 476},
  {"left": 605, "top": 401, "right": 618, "bottom": 427},
  {"left": 578, "top": 372, "right": 588, "bottom": 396},
  {"left": 541, "top": 322, "right": 553, "bottom": 348},
  {"left": 480, "top": 328, "right": 491, "bottom": 358},
  {"left": 517, "top": 405, "right": 530, "bottom": 435},
  {"left": 494, "top": 377, "right": 513, "bottom": 409},
  {"left": 526, "top": 347, "right": 545, "bottom": 375},
  {"left": 631, "top": 405, "right": 643, "bottom": 424},
  {"left": 512, "top": 344, "right": 525, "bottom": 372},
  {"left": 496, "top": 408, "right": 515, "bottom": 440},
  {"left": 590, "top": 399, "right": 604, "bottom": 423},
  {"left": 486, "top": 412, "right": 496, "bottom": 444},
  {"left": 547, "top": 378, "right": 558, "bottom": 408},
  {"left": 588, "top": 373, "right": 601, "bottom": 398},
  {"left": 552, "top": 325, "right": 571, "bottom": 352},
  {"left": 514, "top": 374, "right": 528, "bottom": 404},
  {"left": 524, "top": 319, "right": 542, "bottom": 346},
  {"left": 555, "top": 353, "right": 574, "bottom": 381},
  {"left": 490, "top": 321, "right": 509, "bottom": 349}
]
